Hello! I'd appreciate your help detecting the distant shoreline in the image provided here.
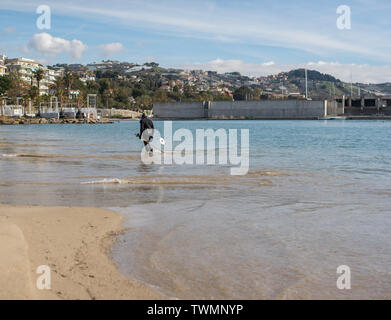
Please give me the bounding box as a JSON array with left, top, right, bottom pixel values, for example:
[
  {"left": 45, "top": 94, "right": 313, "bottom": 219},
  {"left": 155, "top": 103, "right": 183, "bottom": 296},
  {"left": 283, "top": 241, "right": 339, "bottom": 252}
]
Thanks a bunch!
[
  {"left": 152, "top": 115, "right": 391, "bottom": 121},
  {"left": 0, "top": 116, "right": 115, "bottom": 125},
  {"left": 1, "top": 115, "right": 391, "bottom": 126}
]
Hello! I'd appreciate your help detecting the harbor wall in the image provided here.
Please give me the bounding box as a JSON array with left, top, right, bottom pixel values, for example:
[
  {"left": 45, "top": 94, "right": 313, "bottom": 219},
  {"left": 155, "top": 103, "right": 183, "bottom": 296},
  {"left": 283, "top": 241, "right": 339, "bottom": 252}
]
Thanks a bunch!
[
  {"left": 209, "top": 100, "right": 325, "bottom": 119},
  {"left": 325, "top": 100, "right": 344, "bottom": 116},
  {"left": 152, "top": 102, "right": 205, "bottom": 119},
  {"left": 154, "top": 100, "right": 328, "bottom": 119}
]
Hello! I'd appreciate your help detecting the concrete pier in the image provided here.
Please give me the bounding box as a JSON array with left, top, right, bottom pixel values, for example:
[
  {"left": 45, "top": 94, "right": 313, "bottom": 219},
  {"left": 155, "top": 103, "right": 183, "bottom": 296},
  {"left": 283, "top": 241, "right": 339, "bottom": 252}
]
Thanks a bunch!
[
  {"left": 154, "top": 100, "right": 336, "bottom": 120},
  {"left": 344, "top": 95, "right": 391, "bottom": 116}
]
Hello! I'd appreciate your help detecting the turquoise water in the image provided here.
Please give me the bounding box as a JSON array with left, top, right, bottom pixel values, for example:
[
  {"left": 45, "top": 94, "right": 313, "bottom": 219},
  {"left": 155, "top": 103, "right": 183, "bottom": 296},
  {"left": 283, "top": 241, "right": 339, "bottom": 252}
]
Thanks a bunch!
[{"left": 0, "top": 120, "right": 390, "bottom": 299}]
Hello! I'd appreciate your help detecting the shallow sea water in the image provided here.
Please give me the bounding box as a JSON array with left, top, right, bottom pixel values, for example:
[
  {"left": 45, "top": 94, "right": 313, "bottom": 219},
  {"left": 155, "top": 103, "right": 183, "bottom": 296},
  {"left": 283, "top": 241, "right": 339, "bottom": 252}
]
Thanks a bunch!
[{"left": 0, "top": 120, "right": 390, "bottom": 299}]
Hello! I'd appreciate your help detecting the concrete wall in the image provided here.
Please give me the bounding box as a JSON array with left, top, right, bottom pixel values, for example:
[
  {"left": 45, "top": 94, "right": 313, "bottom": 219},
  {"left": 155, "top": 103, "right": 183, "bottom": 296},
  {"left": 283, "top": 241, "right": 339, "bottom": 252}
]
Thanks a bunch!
[
  {"left": 325, "top": 100, "right": 344, "bottom": 116},
  {"left": 344, "top": 107, "right": 362, "bottom": 115},
  {"left": 98, "top": 108, "right": 141, "bottom": 118},
  {"left": 154, "top": 100, "right": 327, "bottom": 119},
  {"left": 153, "top": 102, "right": 205, "bottom": 119},
  {"left": 0, "top": 105, "right": 24, "bottom": 117},
  {"left": 209, "top": 100, "right": 325, "bottom": 119},
  {"left": 41, "top": 112, "right": 60, "bottom": 119}
]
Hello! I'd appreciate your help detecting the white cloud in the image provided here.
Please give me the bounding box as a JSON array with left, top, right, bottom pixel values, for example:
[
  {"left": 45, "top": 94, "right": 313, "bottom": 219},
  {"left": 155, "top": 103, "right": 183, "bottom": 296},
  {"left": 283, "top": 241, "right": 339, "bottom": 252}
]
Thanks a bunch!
[
  {"left": 2, "top": 0, "right": 389, "bottom": 62},
  {"left": 2, "top": 0, "right": 391, "bottom": 78},
  {"left": 69, "top": 39, "right": 88, "bottom": 59},
  {"left": 27, "top": 32, "right": 88, "bottom": 59},
  {"left": 36, "top": 58, "right": 51, "bottom": 65},
  {"left": 184, "top": 59, "right": 391, "bottom": 84},
  {"left": 28, "top": 1, "right": 391, "bottom": 62},
  {"left": 98, "top": 42, "right": 123, "bottom": 57}
]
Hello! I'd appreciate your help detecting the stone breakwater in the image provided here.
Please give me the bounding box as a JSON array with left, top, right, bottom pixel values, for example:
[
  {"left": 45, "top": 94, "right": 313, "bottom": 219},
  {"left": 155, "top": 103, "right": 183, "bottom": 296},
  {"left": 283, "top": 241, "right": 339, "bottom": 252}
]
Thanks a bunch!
[{"left": 0, "top": 117, "right": 114, "bottom": 125}]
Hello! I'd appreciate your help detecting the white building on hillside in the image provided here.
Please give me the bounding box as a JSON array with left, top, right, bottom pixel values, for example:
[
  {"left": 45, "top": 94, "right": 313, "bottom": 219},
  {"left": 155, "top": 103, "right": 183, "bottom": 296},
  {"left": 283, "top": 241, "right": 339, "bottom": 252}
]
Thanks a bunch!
[
  {"left": 6, "top": 57, "right": 40, "bottom": 83},
  {"left": 5, "top": 58, "right": 62, "bottom": 95},
  {"left": 45, "top": 68, "right": 63, "bottom": 95},
  {"left": 0, "top": 65, "right": 6, "bottom": 76},
  {"left": 0, "top": 54, "right": 6, "bottom": 76}
]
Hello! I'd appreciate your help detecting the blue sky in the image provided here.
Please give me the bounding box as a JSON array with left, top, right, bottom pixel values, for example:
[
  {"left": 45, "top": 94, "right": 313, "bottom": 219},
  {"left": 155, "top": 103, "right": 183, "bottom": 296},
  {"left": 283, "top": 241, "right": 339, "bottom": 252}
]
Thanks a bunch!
[{"left": 0, "top": 0, "right": 390, "bottom": 82}]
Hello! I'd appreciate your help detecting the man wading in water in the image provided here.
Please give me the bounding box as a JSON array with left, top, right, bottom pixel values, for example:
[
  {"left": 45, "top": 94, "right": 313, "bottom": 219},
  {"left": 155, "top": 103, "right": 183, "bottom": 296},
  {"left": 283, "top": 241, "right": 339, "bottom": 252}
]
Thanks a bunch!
[{"left": 137, "top": 113, "right": 154, "bottom": 155}]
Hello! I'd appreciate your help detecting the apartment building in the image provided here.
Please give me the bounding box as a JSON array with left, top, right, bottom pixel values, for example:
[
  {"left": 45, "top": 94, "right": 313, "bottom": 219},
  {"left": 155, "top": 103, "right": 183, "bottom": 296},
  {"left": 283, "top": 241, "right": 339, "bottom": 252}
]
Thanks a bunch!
[
  {"left": 0, "top": 65, "right": 6, "bottom": 76},
  {"left": 0, "top": 54, "right": 7, "bottom": 76},
  {"left": 45, "top": 68, "right": 64, "bottom": 95},
  {"left": 5, "top": 57, "right": 62, "bottom": 95},
  {"left": 6, "top": 57, "right": 40, "bottom": 83}
]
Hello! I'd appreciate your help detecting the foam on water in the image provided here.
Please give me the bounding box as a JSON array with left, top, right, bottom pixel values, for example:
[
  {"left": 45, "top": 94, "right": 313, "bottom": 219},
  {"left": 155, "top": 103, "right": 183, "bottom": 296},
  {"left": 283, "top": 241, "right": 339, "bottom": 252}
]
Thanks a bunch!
[{"left": 81, "top": 175, "right": 236, "bottom": 185}]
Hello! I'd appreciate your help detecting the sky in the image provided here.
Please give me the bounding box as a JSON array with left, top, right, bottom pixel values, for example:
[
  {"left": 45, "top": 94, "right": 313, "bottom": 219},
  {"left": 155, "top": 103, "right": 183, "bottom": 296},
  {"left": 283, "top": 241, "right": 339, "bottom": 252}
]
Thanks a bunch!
[{"left": 0, "top": 0, "right": 390, "bottom": 83}]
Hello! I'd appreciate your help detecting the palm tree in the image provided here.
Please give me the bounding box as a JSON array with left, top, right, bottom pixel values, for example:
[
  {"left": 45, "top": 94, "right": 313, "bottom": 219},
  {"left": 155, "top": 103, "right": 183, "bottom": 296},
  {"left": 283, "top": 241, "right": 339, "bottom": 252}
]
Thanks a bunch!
[
  {"left": 32, "top": 69, "right": 44, "bottom": 116},
  {"left": 53, "top": 77, "right": 65, "bottom": 103},
  {"left": 33, "top": 69, "right": 44, "bottom": 95},
  {"left": 22, "top": 94, "right": 30, "bottom": 116},
  {"left": 28, "top": 86, "right": 39, "bottom": 115},
  {"left": 63, "top": 69, "right": 73, "bottom": 101}
]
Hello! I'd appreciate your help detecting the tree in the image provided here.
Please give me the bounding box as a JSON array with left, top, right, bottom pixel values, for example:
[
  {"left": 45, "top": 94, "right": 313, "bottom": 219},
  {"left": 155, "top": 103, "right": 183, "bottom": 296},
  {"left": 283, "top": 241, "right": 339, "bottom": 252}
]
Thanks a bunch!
[
  {"left": 33, "top": 69, "right": 45, "bottom": 94},
  {"left": 214, "top": 93, "right": 233, "bottom": 101},
  {"left": 0, "top": 75, "right": 12, "bottom": 96},
  {"left": 63, "top": 68, "right": 73, "bottom": 99},
  {"left": 287, "top": 69, "right": 338, "bottom": 82},
  {"left": 183, "top": 84, "right": 195, "bottom": 98},
  {"left": 28, "top": 86, "right": 39, "bottom": 100},
  {"left": 233, "top": 86, "right": 253, "bottom": 101},
  {"left": 22, "top": 93, "right": 30, "bottom": 115},
  {"left": 153, "top": 89, "right": 168, "bottom": 102},
  {"left": 260, "top": 94, "right": 269, "bottom": 100},
  {"left": 98, "top": 79, "right": 110, "bottom": 95},
  {"left": 136, "top": 94, "right": 153, "bottom": 108},
  {"left": 7, "top": 72, "right": 29, "bottom": 100},
  {"left": 53, "top": 77, "right": 65, "bottom": 103},
  {"left": 28, "top": 86, "right": 40, "bottom": 114},
  {"left": 253, "top": 87, "right": 261, "bottom": 100},
  {"left": 113, "top": 87, "right": 130, "bottom": 108}
]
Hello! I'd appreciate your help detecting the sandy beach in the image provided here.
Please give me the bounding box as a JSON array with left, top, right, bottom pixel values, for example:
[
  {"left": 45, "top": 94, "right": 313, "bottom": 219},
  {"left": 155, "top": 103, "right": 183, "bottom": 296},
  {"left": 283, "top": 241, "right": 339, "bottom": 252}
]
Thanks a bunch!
[{"left": 0, "top": 204, "right": 162, "bottom": 300}]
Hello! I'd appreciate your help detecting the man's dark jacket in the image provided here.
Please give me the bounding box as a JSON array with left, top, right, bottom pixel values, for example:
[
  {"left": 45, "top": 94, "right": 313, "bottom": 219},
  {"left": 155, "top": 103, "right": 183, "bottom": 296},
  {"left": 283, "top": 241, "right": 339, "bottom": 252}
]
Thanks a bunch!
[{"left": 140, "top": 115, "right": 154, "bottom": 139}]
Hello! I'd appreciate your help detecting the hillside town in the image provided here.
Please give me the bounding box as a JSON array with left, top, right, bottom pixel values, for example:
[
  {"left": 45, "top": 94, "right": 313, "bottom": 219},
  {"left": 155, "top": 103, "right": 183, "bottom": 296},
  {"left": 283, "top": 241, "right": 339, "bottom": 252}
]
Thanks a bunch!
[{"left": 1, "top": 55, "right": 390, "bottom": 117}]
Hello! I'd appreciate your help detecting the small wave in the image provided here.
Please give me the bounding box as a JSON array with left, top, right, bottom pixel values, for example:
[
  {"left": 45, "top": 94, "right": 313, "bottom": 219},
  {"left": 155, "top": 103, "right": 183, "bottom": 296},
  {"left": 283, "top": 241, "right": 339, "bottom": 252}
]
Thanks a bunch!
[
  {"left": 0, "top": 142, "right": 60, "bottom": 147},
  {"left": 1, "top": 153, "right": 18, "bottom": 158},
  {"left": 81, "top": 176, "right": 231, "bottom": 186},
  {"left": 247, "top": 170, "right": 289, "bottom": 177},
  {"left": 0, "top": 153, "right": 138, "bottom": 161},
  {"left": 0, "top": 153, "right": 58, "bottom": 159},
  {"left": 81, "top": 178, "right": 125, "bottom": 185}
]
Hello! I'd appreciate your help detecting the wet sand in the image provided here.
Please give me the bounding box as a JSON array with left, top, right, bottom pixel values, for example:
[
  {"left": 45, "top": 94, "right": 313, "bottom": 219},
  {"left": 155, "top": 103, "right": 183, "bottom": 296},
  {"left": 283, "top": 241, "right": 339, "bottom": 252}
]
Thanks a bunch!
[{"left": 0, "top": 204, "right": 161, "bottom": 300}]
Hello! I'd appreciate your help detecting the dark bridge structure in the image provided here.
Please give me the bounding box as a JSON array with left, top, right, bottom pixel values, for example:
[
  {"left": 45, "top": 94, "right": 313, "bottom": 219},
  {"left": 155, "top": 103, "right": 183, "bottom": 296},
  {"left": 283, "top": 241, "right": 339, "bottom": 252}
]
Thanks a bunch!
[{"left": 340, "top": 96, "right": 391, "bottom": 116}]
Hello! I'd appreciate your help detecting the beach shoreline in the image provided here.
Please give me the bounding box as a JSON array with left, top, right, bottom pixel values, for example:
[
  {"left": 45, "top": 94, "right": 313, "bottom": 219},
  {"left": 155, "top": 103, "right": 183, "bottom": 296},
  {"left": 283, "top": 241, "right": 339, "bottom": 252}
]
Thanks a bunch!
[{"left": 0, "top": 204, "right": 162, "bottom": 300}]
